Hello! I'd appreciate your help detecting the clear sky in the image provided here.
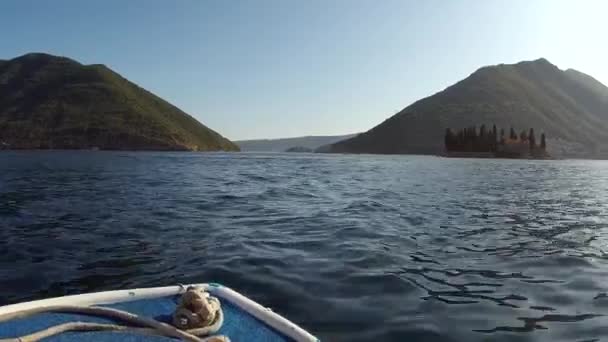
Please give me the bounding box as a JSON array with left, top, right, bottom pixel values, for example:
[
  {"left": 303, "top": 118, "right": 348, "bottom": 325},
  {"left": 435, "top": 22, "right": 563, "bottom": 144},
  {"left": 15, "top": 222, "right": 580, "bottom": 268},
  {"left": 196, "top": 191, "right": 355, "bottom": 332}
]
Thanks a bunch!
[{"left": 1, "top": 0, "right": 606, "bottom": 140}]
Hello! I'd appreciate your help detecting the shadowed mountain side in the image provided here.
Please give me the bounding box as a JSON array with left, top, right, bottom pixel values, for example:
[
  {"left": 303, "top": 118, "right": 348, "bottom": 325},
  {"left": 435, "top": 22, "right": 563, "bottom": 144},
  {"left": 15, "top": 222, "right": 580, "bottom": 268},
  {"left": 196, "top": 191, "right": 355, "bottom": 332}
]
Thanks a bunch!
[
  {"left": 326, "top": 58, "right": 608, "bottom": 158},
  {"left": 0, "top": 53, "right": 239, "bottom": 151}
]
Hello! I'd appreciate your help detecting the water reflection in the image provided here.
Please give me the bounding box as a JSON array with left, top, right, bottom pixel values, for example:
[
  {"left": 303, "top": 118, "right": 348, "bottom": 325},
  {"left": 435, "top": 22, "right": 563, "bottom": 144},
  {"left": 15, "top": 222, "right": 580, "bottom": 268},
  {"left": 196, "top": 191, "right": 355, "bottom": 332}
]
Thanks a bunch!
[{"left": 1, "top": 152, "right": 608, "bottom": 341}]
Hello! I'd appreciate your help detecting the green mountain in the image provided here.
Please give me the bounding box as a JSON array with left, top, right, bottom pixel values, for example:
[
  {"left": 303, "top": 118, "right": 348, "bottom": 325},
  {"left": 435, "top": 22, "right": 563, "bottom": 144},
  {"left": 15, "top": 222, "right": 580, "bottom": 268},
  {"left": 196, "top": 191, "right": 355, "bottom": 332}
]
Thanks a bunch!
[
  {"left": 326, "top": 58, "right": 608, "bottom": 158},
  {"left": 0, "top": 53, "right": 238, "bottom": 151}
]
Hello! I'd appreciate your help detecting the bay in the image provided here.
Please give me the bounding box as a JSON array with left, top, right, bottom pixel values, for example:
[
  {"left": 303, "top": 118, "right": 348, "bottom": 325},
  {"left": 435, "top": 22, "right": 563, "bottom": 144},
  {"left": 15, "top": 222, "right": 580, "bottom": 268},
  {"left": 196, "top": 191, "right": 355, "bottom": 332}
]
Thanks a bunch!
[{"left": 1, "top": 151, "right": 608, "bottom": 341}]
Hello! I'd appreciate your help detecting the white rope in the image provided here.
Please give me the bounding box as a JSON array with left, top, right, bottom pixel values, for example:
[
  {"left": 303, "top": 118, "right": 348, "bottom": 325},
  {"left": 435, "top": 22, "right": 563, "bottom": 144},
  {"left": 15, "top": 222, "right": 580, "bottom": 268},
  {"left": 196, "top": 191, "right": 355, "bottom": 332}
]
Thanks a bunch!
[{"left": 0, "top": 292, "right": 228, "bottom": 342}]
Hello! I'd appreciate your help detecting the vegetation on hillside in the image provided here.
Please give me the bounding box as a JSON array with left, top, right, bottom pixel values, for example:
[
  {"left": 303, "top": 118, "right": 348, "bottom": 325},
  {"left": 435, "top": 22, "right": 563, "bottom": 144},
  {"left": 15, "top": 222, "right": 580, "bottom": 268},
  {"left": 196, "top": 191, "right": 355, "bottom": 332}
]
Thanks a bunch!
[
  {"left": 444, "top": 124, "right": 547, "bottom": 158},
  {"left": 0, "top": 53, "right": 239, "bottom": 151},
  {"left": 326, "top": 58, "right": 608, "bottom": 157}
]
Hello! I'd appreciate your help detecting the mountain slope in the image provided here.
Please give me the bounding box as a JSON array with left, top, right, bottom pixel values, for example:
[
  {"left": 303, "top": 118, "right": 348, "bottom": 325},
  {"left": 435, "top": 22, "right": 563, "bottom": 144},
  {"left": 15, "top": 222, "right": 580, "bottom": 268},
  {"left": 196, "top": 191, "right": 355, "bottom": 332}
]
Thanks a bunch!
[
  {"left": 0, "top": 53, "right": 239, "bottom": 151},
  {"left": 327, "top": 58, "right": 608, "bottom": 157},
  {"left": 236, "top": 134, "right": 357, "bottom": 152}
]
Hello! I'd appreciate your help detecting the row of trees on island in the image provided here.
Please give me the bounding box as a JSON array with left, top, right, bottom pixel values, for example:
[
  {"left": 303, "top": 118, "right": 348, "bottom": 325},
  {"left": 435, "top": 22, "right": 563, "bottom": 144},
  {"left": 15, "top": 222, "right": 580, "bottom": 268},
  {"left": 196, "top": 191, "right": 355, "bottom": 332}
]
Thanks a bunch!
[{"left": 444, "top": 124, "right": 546, "bottom": 153}]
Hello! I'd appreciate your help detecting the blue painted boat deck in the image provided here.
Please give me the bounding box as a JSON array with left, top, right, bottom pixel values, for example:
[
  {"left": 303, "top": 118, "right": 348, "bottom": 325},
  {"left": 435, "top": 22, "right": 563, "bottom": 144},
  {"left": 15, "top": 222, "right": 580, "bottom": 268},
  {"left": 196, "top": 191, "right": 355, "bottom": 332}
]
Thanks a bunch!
[{"left": 0, "top": 295, "right": 293, "bottom": 341}]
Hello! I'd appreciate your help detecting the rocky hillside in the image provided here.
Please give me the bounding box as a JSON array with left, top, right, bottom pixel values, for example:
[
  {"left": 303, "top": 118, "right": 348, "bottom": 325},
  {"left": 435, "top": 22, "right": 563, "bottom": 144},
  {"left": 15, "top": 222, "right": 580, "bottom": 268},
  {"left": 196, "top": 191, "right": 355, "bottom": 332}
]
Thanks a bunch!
[
  {"left": 326, "top": 59, "right": 608, "bottom": 158},
  {"left": 0, "top": 53, "right": 239, "bottom": 151}
]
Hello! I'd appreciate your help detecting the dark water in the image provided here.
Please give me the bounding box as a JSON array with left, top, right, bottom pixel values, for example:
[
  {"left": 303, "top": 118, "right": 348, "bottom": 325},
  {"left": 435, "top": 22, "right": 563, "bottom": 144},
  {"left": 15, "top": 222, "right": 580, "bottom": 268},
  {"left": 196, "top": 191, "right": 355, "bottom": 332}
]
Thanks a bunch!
[{"left": 2, "top": 152, "right": 608, "bottom": 341}]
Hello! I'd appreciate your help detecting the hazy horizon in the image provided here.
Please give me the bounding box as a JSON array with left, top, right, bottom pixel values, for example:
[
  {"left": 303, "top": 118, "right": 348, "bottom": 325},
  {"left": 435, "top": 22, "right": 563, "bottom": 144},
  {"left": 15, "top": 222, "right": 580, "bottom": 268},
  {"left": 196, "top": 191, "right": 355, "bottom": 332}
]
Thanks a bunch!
[
  {"left": 1, "top": 0, "right": 606, "bottom": 140},
  {"left": 234, "top": 132, "right": 358, "bottom": 142}
]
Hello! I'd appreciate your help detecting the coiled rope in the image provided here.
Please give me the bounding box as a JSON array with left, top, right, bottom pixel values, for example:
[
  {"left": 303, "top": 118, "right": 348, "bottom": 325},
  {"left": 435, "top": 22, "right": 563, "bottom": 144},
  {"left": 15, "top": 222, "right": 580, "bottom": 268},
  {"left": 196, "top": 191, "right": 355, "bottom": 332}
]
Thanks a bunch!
[{"left": 0, "top": 287, "right": 228, "bottom": 342}]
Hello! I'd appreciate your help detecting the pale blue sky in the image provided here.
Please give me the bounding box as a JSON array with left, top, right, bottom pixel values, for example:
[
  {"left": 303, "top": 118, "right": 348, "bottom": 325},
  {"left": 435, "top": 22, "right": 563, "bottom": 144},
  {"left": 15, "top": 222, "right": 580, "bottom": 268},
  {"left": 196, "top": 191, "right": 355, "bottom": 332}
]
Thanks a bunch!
[{"left": 1, "top": 0, "right": 606, "bottom": 140}]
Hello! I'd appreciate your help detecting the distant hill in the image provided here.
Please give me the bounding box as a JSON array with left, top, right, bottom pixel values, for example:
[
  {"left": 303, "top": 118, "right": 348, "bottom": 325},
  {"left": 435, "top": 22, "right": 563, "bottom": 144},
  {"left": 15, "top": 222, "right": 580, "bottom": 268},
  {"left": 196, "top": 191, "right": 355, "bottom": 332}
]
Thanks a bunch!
[
  {"left": 236, "top": 134, "right": 356, "bottom": 152},
  {"left": 285, "top": 146, "right": 313, "bottom": 153},
  {"left": 0, "top": 53, "right": 239, "bottom": 151},
  {"left": 326, "top": 58, "right": 608, "bottom": 158}
]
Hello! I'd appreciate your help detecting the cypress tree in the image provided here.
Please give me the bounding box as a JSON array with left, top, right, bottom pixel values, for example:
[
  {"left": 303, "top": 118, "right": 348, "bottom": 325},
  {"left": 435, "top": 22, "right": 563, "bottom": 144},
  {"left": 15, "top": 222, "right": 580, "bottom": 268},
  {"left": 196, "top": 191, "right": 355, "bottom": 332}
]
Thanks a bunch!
[
  {"left": 540, "top": 133, "right": 546, "bottom": 149},
  {"left": 500, "top": 128, "right": 505, "bottom": 144},
  {"left": 491, "top": 124, "right": 498, "bottom": 151},
  {"left": 466, "top": 126, "right": 477, "bottom": 152},
  {"left": 472, "top": 126, "right": 478, "bottom": 152},
  {"left": 445, "top": 128, "right": 455, "bottom": 151},
  {"left": 510, "top": 127, "right": 516, "bottom": 140},
  {"left": 529, "top": 128, "right": 536, "bottom": 150},
  {"left": 479, "top": 125, "right": 486, "bottom": 151},
  {"left": 458, "top": 128, "right": 463, "bottom": 149}
]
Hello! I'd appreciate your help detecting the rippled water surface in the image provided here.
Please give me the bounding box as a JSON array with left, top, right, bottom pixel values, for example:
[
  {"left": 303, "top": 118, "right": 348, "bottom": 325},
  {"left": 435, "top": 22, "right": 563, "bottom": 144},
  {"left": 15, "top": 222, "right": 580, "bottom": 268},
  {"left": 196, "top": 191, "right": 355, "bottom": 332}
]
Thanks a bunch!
[{"left": 2, "top": 152, "right": 608, "bottom": 341}]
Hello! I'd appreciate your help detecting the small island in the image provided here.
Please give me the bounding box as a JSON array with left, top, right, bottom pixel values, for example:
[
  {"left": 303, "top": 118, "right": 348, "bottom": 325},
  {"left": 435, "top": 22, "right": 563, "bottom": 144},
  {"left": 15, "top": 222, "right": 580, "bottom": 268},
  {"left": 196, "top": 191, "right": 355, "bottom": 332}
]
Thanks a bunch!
[
  {"left": 444, "top": 125, "right": 549, "bottom": 159},
  {"left": 284, "top": 146, "right": 314, "bottom": 153}
]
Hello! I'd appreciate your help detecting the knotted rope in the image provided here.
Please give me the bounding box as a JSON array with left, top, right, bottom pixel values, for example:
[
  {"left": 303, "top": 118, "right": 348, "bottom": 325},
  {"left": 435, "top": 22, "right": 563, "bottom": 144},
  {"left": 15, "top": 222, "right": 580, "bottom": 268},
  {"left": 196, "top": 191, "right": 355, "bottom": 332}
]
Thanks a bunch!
[{"left": 0, "top": 287, "right": 228, "bottom": 342}]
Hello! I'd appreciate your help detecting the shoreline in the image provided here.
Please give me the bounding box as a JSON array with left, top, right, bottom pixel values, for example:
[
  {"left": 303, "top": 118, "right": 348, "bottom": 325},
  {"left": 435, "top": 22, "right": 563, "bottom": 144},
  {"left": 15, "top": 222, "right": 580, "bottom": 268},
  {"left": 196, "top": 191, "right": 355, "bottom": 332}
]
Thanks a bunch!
[{"left": 441, "top": 151, "right": 553, "bottom": 160}]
